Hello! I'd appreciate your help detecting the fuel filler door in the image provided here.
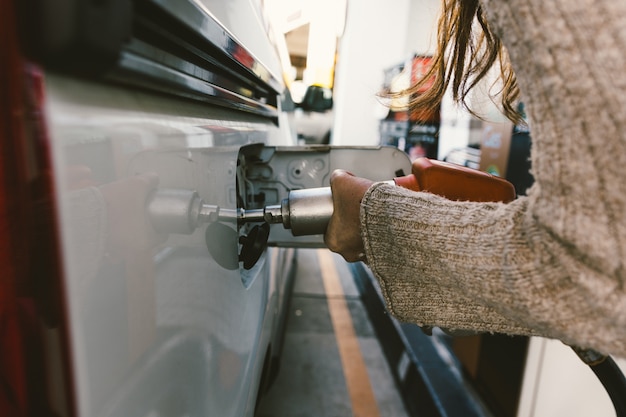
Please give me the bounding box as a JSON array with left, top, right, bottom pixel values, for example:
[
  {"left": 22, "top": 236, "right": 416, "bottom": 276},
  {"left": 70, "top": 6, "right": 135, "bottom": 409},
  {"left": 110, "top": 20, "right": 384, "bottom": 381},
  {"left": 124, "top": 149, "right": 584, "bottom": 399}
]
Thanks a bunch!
[{"left": 236, "top": 144, "right": 412, "bottom": 247}]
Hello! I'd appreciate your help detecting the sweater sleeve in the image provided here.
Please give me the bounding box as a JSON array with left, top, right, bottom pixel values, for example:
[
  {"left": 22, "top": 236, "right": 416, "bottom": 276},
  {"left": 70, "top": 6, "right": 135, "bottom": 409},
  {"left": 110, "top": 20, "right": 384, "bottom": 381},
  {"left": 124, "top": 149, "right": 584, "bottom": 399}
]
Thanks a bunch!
[{"left": 361, "top": 182, "right": 626, "bottom": 357}]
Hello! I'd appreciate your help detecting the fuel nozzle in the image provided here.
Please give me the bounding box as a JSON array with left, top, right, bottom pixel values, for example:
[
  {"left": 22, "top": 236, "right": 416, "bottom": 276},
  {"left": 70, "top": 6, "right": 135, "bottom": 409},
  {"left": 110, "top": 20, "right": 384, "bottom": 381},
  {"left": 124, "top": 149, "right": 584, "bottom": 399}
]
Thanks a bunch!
[
  {"left": 241, "top": 187, "right": 334, "bottom": 236},
  {"left": 146, "top": 187, "right": 334, "bottom": 236}
]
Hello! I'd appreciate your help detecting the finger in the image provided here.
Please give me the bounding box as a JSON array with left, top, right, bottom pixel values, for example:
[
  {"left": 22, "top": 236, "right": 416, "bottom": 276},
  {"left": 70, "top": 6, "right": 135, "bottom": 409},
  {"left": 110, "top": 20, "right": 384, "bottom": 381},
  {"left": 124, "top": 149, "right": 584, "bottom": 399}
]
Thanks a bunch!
[{"left": 330, "top": 169, "right": 354, "bottom": 182}]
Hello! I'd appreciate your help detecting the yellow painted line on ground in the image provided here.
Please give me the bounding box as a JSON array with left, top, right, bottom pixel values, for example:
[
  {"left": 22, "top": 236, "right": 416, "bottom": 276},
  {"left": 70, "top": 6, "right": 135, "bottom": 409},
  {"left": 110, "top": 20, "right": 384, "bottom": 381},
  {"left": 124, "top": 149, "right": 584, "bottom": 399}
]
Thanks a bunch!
[{"left": 317, "top": 249, "right": 380, "bottom": 417}]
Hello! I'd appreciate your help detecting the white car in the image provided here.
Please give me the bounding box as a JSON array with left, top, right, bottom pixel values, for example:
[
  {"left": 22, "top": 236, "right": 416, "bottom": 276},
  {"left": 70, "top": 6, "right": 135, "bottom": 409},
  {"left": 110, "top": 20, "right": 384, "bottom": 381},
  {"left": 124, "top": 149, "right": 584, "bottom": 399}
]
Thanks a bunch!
[
  {"left": 0, "top": 1, "right": 411, "bottom": 416},
  {"left": 2, "top": 1, "right": 299, "bottom": 416}
]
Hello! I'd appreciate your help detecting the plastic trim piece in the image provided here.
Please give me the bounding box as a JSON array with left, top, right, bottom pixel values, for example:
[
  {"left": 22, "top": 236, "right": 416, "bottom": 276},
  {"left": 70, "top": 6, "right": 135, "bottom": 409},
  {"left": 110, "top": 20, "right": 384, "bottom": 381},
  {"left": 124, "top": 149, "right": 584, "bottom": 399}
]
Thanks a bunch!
[{"left": 20, "top": 0, "right": 282, "bottom": 118}]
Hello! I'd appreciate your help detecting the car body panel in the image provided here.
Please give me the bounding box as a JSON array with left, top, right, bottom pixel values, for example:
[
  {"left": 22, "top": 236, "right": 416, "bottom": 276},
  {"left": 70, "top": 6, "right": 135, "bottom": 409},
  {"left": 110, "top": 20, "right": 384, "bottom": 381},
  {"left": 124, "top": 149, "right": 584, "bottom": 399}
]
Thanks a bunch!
[
  {"left": 45, "top": 74, "right": 288, "bottom": 416},
  {"left": 3, "top": 0, "right": 298, "bottom": 415}
]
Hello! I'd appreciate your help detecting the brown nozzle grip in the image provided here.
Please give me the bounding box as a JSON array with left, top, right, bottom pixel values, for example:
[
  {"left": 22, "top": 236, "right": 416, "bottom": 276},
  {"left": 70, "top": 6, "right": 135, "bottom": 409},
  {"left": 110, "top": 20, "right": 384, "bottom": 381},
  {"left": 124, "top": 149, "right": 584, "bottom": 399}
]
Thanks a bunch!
[{"left": 394, "top": 158, "right": 516, "bottom": 203}]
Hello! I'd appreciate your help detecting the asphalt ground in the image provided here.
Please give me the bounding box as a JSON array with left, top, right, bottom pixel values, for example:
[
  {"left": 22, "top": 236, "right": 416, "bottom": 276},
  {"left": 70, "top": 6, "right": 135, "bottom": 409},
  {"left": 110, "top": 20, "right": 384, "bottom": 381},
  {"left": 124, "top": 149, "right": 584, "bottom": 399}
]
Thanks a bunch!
[{"left": 256, "top": 248, "right": 409, "bottom": 417}]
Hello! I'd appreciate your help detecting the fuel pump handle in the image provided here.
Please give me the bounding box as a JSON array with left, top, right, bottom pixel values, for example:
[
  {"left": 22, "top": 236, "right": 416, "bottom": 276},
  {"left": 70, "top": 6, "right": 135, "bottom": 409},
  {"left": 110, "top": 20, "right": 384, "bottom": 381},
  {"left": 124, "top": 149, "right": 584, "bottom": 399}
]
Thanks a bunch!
[
  {"left": 394, "top": 157, "right": 516, "bottom": 203},
  {"left": 276, "top": 158, "right": 516, "bottom": 236}
]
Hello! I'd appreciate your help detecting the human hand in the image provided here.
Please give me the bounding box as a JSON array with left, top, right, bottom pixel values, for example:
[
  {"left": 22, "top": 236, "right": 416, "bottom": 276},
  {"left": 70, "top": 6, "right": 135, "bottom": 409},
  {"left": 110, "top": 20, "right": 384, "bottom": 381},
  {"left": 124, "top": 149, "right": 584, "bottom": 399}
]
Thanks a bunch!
[{"left": 324, "top": 170, "right": 373, "bottom": 262}]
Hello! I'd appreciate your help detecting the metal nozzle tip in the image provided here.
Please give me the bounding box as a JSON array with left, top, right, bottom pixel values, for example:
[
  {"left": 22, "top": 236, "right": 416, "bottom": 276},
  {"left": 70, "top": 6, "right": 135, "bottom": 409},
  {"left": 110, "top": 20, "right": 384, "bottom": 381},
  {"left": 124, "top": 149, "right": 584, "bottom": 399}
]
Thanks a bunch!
[{"left": 263, "top": 205, "right": 283, "bottom": 224}]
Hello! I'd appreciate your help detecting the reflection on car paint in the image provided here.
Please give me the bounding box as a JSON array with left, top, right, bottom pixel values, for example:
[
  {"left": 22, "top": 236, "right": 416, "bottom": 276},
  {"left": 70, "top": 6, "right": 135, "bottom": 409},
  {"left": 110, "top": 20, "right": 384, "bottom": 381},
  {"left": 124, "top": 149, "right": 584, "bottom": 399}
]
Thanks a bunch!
[{"left": 46, "top": 74, "right": 284, "bottom": 416}]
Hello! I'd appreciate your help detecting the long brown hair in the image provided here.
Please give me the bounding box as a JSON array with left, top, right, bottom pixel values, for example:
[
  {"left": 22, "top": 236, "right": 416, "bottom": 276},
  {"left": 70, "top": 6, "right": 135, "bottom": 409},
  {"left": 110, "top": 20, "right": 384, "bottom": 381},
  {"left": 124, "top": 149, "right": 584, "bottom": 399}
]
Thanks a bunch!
[{"left": 394, "top": 0, "right": 521, "bottom": 123}]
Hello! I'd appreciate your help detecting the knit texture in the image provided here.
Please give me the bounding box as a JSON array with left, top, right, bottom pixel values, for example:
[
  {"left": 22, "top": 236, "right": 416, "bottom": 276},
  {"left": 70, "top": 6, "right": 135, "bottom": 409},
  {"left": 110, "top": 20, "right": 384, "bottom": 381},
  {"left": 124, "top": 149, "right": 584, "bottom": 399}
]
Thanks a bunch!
[{"left": 361, "top": 0, "right": 626, "bottom": 357}]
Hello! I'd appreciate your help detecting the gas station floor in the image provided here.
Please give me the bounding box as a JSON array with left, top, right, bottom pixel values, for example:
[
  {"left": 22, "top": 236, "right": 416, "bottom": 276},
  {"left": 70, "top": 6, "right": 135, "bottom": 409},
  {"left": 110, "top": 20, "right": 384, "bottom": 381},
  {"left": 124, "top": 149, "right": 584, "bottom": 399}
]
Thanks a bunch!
[{"left": 256, "top": 248, "right": 410, "bottom": 417}]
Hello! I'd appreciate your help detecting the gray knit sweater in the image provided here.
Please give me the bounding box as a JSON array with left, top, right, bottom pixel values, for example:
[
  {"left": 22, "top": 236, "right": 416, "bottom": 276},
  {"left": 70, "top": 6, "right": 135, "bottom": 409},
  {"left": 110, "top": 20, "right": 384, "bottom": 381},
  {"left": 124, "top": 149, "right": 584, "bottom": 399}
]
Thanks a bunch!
[{"left": 361, "top": 0, "right": 626, "bottom": 357}]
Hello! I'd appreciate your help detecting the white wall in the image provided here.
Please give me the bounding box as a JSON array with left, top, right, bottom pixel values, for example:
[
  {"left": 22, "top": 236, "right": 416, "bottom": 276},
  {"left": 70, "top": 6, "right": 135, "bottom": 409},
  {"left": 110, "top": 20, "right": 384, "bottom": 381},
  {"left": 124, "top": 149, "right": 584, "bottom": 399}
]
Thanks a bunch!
[
  {"left": 404, "top": 0, "right": 440, "bottom": 56},
  {"left": 332, "top": 0, "right": 440, "bottom": 146}
]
